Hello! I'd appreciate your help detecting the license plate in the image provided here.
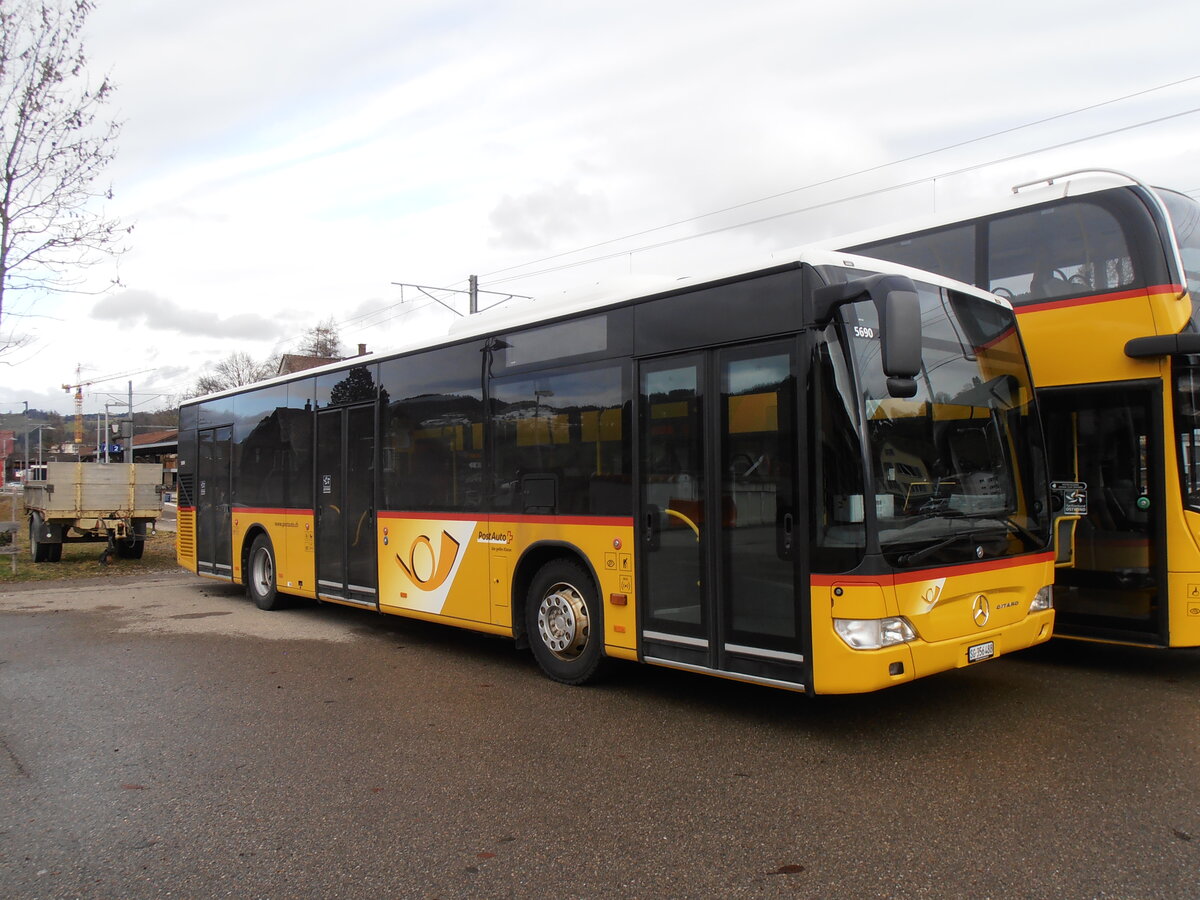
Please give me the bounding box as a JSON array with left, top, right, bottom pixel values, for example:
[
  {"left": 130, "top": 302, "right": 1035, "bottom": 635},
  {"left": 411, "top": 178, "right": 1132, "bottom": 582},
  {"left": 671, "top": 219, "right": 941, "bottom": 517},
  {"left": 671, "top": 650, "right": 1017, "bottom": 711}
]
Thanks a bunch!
[{"left": 967, "top": 641, "right": 995, "bottom": 663}]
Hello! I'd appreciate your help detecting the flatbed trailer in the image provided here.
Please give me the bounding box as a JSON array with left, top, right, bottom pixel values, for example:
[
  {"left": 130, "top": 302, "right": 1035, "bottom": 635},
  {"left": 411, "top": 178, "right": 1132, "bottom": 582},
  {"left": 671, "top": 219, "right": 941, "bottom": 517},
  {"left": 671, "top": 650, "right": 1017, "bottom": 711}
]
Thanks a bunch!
[{"left": 24, "top": 462, "right": 163, "bottom": 564}]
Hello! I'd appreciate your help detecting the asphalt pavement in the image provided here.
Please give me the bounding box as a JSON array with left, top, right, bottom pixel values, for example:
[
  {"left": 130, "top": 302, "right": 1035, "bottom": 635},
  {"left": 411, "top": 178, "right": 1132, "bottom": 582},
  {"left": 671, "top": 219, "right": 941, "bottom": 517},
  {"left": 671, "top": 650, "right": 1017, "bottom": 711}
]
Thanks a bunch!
[{"left": 1, "top": 572, "right": 1198, "bottom": 898}]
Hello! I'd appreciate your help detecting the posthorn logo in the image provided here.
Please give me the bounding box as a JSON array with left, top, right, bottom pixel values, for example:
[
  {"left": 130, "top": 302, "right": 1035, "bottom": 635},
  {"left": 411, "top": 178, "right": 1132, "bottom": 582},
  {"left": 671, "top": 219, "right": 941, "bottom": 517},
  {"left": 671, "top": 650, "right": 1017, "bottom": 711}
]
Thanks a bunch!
[{"left": 395, "top": 531, "right": 461, "bottom": 592}]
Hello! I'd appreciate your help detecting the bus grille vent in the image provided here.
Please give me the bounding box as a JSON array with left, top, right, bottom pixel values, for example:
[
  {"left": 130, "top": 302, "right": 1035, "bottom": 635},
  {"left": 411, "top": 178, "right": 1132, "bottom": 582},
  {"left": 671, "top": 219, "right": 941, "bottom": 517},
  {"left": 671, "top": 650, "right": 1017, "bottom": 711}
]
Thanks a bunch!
[{"left": 176, "top": 511, "right": 195, "bottom": 559}]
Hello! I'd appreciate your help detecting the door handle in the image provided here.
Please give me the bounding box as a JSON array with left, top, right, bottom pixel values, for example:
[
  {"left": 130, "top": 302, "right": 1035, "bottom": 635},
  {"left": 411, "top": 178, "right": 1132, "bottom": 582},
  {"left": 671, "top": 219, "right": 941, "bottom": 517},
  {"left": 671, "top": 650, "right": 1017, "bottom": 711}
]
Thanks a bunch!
[{"left": 644, "top": 505, "right": 661, "bottom": 550}]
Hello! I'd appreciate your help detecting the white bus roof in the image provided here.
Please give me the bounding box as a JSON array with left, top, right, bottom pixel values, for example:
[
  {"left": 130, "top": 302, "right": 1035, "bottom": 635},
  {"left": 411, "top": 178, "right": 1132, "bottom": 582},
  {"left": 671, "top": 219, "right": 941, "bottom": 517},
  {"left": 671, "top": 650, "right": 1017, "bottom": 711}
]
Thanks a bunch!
[{"left": 185, "top": 246, "right": 1010, "bottom": 406}]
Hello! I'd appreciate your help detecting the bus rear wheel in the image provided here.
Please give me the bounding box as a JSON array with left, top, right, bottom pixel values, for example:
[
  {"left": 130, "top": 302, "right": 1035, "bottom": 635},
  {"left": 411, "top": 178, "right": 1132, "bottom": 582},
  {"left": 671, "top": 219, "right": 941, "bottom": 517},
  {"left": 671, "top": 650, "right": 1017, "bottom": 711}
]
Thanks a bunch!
[
  {"left": 246, "top": 534, "right": 284, "bottom": 610},
  {"left": 526, "top": 559, "right": 604, "bottom": 685}
]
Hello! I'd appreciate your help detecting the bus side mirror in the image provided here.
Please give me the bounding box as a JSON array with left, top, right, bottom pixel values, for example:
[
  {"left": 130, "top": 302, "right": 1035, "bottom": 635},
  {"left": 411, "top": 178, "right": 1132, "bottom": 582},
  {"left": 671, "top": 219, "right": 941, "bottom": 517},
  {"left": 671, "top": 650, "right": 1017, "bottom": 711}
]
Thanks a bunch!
[
  {"left": 808, "top": 274, "right": 923, "bottom": 400},
  {"left": 879, "top": 287, "right": 920, "bottom": 398}
]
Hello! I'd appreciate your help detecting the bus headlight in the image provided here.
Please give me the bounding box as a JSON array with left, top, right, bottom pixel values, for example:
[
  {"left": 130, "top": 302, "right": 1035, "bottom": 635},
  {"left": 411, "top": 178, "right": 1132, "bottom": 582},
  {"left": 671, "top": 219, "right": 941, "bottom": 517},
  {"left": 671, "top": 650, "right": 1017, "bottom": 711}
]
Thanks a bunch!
[
  {"left": 833, "top": 616, "right": 916, "bottom": 650},
  {"left": 1030, "top": 586, "right": 1053, "bottom": 612}
]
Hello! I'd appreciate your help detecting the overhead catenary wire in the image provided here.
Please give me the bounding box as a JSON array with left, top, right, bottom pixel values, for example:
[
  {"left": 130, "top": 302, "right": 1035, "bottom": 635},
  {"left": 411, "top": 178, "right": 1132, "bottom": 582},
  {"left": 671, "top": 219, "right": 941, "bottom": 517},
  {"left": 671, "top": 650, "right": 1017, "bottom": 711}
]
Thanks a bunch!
[
  {"left": 484, "top": 104, "right": 1200, "bottom": 288},
  {"left": 270, "top": 74, "right": 1200, "bottom": 346},
  {"left": 475, "top": 74, "right": 1200, "bottom": 285}
]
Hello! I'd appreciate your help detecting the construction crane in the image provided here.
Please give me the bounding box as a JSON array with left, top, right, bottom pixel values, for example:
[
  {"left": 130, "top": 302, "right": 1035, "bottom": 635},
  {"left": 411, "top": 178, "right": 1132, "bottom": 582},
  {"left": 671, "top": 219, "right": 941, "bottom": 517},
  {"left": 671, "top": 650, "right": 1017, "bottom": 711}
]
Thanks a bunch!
[{"left": 62, "top": 365, "right": 154, "bottom": 446}]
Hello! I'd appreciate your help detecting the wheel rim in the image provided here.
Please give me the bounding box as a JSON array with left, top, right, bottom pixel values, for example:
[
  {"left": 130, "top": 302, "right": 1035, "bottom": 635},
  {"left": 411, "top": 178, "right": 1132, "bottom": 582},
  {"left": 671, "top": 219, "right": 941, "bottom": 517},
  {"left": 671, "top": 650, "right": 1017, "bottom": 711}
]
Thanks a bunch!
[
  {"left": 536, "top": 580, "right": 590, "bottom": 661},
  {"left": 251, "top": 547, "right": 273, "bottom": 596}
]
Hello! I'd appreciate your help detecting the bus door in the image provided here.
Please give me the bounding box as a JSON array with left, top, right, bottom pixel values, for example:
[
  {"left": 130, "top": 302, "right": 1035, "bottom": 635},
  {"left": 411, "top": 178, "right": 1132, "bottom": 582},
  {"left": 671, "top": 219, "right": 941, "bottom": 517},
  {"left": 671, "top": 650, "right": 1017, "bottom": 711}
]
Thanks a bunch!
[
  {"left": 196, "top": 425, "right": 232, "bottom": 579},
  {"left": 315, "top": 403, "right": 378, "bottom": 607},
  {"left": 1040, "top": 382, "right": 1167, "bottom": 643},
  {"left": 638, "top": 340, "right": 806, "bottom": 687}
]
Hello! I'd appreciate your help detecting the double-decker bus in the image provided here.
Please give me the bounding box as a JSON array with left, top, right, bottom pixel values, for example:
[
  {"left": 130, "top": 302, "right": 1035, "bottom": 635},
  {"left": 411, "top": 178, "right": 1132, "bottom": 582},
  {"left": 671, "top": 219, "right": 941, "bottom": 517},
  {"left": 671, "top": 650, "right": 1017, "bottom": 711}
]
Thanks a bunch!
[
  {"left": 177, "top": 249, "right": 1057, "bottom": 694},
  {"left": 836, "top": 168, "right": 1200, "bottom": 647}
]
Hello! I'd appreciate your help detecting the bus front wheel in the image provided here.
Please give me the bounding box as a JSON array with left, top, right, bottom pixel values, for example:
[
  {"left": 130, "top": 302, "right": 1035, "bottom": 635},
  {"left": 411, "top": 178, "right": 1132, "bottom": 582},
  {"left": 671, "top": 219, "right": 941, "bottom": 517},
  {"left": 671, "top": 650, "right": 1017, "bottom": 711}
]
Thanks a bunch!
[
  {"left": 247, "top": 534, "right": 284, "bottom": 611},
  {"left": 526, "top": 559, "right": 604, "bottom": 685}
]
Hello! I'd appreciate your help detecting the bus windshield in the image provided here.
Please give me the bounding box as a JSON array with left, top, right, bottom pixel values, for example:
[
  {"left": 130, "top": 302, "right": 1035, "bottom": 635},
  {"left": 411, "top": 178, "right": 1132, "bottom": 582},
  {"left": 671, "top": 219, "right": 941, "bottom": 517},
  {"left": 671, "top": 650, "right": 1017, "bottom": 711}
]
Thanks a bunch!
[{"left": 819, "top": 266, "right": 1050, "bottom": 568}]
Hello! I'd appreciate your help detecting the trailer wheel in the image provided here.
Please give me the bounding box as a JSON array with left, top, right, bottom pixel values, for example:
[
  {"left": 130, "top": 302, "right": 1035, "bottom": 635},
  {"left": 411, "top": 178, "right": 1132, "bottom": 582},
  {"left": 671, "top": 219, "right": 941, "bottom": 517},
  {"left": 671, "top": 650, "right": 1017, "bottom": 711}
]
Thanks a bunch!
[
  {"left": 29, "top": 513, "right": 54, "bottom": 563},
  {"left": 116, "top": 520, "right": 146, "bottom": 559},
  {"left": 247, "top": 534, "right": 284, "bottom": 610}
]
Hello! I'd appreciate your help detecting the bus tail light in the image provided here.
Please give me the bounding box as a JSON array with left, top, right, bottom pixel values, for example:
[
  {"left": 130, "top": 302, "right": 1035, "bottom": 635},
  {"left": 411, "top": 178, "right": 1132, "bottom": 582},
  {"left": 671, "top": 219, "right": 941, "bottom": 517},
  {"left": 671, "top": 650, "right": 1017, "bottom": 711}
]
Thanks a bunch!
[
  {"left": 833, "top": 616, "right": 916, "bottom": 650},
  {"left": 1030, "top": 586, "right": 1053, "bottom": 612}
]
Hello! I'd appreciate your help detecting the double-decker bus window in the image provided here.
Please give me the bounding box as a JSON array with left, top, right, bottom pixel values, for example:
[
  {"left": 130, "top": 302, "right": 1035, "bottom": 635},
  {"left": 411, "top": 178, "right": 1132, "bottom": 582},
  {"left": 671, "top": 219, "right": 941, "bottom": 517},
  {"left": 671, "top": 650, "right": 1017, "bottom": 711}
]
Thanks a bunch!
[
  {"left": 857, "top": 224, "right": 975, "bottom": 286},
  {"left": 491, "top": 362, "right": 630, "bottom": 515},
  {"left": 379, "top": 343, "right": 484, "bottom": 512},
  {"left": 988, "top": 201, "right": 1135, "bottom": 302},
  {"left": 1160, "top": 189, "right": 1200, "bottom": 304}
]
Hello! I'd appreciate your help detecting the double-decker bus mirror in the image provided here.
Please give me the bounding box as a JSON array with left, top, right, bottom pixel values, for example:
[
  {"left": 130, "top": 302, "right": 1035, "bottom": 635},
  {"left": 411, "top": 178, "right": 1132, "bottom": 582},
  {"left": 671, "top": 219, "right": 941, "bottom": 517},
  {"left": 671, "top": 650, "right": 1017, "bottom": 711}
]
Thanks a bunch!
[{"left": 1125, "top": 332, "right": 1200, "bottom": 358}]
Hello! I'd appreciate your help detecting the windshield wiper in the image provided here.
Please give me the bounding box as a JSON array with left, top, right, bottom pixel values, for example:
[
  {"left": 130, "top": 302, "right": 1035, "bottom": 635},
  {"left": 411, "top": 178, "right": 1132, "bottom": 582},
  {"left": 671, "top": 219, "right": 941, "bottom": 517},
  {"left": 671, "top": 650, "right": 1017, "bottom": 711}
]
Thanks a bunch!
[
  {"left": 1004, "top": 516, "right": 1045, "bottom": 548},
  {"left": 896, "top": 534, "right": 969, "bottom": 567},
  {"left": 895, "top": 522, "right": 1005, "bottom": 566}
]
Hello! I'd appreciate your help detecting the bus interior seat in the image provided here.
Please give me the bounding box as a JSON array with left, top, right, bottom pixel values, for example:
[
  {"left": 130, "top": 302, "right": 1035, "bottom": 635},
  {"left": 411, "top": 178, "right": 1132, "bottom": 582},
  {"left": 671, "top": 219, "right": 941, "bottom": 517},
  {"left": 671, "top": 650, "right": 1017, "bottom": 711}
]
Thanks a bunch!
[{"left": 1030, "top": 268, "right": 1073, "bottom": 298}]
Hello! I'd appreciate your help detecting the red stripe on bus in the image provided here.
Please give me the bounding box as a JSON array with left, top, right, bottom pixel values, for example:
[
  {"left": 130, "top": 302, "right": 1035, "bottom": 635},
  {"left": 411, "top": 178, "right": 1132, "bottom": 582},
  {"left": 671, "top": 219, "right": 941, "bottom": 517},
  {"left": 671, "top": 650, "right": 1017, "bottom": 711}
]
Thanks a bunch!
[
  {"left": 1014, "top": 284, "right": 1183, "bottom": 315},
  {"left": 811, "top": 552, "right": 1054, "bottom": 586},
  {"left": 378, "top": 511, "right": 634, "bottom": 527},
  {"left": 378, "top": 511, "right": 481, "bottom": 522},
  {"left": 232, "top": 507, "right": 314, "bottom": 516},
  {"left": 501, "top": 514, "right": 635, "bottom": 527},
  {"left": 974, "top": 326, "right": 1016, "bottom": 352}
]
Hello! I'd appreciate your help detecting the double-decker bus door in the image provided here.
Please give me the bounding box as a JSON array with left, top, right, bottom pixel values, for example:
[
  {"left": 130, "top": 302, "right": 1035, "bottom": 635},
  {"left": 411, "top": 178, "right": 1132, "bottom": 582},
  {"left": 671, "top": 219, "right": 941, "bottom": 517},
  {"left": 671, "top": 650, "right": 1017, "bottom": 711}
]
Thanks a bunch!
[
  {"left": 315, "top": 404, "right": 378, "bottom": 607},
  {"left": 196, "top": 425, "right": 233, "bottom": 579},
  {"left": 638, "top": 341, "right": 806, "bottom": 687},
  {"left": 1040, "top": 381, "right": 1166, "bottom": 643}
]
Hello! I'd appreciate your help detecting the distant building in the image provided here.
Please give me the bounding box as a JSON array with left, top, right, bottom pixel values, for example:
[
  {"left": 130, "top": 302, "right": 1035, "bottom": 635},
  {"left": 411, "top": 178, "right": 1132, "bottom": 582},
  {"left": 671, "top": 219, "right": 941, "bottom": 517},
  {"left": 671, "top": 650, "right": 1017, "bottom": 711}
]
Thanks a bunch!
[
  {"left": 132, "top": 429, "right": 179, "bottom": 492},
  {"left": 276, "top": 354, "right": 339, "bottom": 375},
  {"left": 276, "top": 343, "right": 371, "bottom": 376}
]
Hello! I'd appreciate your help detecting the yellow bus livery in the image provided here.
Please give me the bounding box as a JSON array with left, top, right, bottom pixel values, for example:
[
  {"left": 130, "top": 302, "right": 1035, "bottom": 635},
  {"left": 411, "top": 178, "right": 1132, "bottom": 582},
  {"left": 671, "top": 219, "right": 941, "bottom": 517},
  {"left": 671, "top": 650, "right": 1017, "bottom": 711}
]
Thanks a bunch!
[{"left": 178, "top": 249, "right": 1057, "bottom": 694}]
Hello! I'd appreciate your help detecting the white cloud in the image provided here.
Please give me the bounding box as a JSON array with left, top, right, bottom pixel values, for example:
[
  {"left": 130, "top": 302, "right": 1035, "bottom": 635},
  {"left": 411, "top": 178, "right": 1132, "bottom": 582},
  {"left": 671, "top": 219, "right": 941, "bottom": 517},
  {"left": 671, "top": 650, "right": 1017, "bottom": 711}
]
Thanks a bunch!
[{"left": 91, "top": 290, "right": 286, "bottom": 339}]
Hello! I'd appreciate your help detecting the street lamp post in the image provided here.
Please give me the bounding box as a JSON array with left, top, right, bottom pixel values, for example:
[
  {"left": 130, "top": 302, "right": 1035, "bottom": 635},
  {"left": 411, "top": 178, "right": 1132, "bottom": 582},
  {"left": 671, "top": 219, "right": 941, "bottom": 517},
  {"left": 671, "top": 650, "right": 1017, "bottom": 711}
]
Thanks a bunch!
[{"left": 25, "top": 425, "right": 50, "bottom": 482}]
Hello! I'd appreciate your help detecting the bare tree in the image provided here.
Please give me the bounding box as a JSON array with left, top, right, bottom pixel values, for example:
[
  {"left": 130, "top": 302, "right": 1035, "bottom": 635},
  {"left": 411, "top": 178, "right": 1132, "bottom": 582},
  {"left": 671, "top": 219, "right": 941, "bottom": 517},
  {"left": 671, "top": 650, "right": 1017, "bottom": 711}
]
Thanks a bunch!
[
  {"left": 0, "top": 0, "right": 128, "bottom": 352},
  {"left": 298, "top": 316, "right": 342, "bottom": 359},
  {"left": 188, "top": 351, "right": 277, "bottom": 397}
]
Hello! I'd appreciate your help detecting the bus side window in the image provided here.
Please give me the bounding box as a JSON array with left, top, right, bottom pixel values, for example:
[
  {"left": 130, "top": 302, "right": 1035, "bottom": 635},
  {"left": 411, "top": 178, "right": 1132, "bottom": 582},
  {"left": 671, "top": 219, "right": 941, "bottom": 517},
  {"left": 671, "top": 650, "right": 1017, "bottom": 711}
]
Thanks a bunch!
[{"left": 491, "top": 363, "right": 630, "bottom": 516}]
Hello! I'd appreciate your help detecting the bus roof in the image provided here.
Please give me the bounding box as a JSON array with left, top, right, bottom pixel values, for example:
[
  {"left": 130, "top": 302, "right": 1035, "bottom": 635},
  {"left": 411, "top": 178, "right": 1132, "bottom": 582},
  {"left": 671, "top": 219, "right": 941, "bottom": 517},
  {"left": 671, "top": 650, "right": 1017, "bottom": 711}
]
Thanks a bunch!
[{"left": 183, "top": 246, "right": 1011, "bottom": 407}]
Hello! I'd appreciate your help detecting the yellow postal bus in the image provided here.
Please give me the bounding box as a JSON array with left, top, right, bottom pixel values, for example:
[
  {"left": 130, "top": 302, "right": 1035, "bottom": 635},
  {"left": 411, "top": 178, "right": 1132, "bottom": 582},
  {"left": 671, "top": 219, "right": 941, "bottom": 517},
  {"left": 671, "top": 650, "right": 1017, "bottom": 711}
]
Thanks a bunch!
[
  {"left": 177, "top": 250, "right": 1056, "bottom": 694},
  {"left": 838, "top": 168, "right": 1200, "bottom": 647}
]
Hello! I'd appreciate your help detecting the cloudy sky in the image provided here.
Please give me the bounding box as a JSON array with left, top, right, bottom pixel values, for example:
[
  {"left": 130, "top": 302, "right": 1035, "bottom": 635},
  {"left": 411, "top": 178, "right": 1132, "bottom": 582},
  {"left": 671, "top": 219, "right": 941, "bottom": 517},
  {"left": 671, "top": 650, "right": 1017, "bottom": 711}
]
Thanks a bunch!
[{"left": 3, "top": 0, "right": 1198, "bottom": 415}]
